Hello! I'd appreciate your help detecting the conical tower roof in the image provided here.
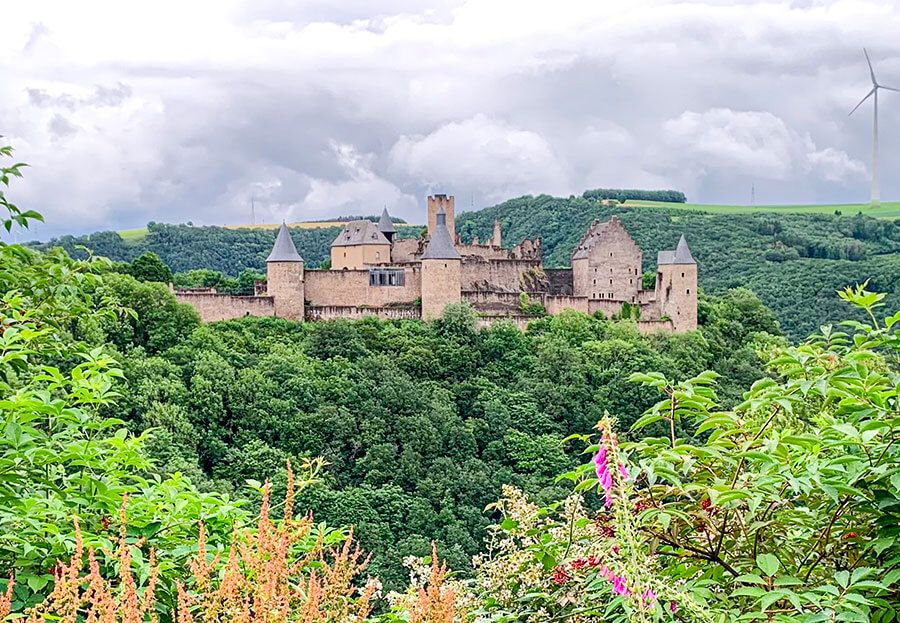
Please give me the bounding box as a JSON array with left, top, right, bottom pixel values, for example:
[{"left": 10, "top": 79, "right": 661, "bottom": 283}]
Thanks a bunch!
[
  {"left": 378, "top": 207, "right": 396, "bottom": 234},
  {"left": 421, "top": 208, "right": 460, "bottom": 260},
  {"left": 266, "top": 222, "right": 303, "bottom": 262},
  {"left": 673, "top": 235, "right": 696, "bottom": 264}
]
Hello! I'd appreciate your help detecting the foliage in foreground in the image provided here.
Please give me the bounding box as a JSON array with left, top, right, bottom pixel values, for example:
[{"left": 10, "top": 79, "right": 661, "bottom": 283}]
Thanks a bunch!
[{"left": 455, "top": 284, "right": 899, "bottom": 622}]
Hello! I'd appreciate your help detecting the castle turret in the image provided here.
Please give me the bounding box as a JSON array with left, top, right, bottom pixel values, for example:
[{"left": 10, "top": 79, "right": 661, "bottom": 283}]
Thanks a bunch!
[
  {"left": 420, "top": 207, "right": 461, "bottom": 320},
  {"left": 266, "top": 222, "right": 305, "bottom": 321},
  {"left": 378, "top": 207, "right": 396, "bottom": 246},
  {"left": 427, "top": 194, "right": 456, "bottom": 242},
  {"left": 655, "top": 235, "right": 697, "bottom": 332},
  {"left": 492, "top": 219, "right": 502, "bottom": 247}
]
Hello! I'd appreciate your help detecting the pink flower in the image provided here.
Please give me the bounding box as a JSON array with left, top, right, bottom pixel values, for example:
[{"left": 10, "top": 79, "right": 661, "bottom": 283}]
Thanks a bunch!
[
  {"left": 642, "top": 589, "right": 657, "bottom": 603},
  {"left": 669, "top": 601, "right": 678, "bottom": 613},
  {"left": 593, "top": 419, "right": 630, "bottom": 507},
  {"left": 611, "top": 575, "right": 630, "bottom": 596}
]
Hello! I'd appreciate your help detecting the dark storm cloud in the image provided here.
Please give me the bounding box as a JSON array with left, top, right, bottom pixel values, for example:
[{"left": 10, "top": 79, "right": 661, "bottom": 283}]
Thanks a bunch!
[{"left": 2, "top": 0, "right": 899, "bottom": 239}]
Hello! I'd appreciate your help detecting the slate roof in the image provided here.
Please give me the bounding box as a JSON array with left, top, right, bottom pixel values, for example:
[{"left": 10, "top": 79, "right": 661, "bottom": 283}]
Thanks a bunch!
[
  {"left": 266, "top": 222, "right": 304, "bottom": 262},
  {"left": 378, "top": 208, "right": 396, "bottom": 234},
  {"left": 332, "top": 220, "right": 391, "bottom": 247},
  {"left": 657, "top": 235, "right": 696, "bottom": 265},
  {"left": 422, "top": 209, "right": 461, "bottom": 260}
]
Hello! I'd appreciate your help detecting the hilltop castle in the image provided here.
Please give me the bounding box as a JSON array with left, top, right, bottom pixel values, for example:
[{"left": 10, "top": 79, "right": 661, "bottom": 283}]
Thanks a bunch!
[{"left": 176, "top": 194, "right": 698, "bottom": 332}]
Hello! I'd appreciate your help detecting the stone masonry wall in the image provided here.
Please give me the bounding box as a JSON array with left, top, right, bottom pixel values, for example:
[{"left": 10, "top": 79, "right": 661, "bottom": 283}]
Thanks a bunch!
[
  {"left": 306, "top": 306, "right": 420, "bottom": 321},
  {"left": 461, "top": 259, "right": 543, "bottom": 292},
  {"left": 421, "top": 259, "right": 461, "bottom": 320},
  {"left": 656, "top": 263, "right": 698, "bottom": 332},
  {"left": 305, "top": 267, "right": 421, "bottom": 307},
  {"left": 545, "top": 268, "right": 574, "bottom": 295},
  {"left": 573, "top": 218, "right": 642, "bottom": 303},
  {"left": 175, "top": 292, "right": 275, "bottom": 322}
]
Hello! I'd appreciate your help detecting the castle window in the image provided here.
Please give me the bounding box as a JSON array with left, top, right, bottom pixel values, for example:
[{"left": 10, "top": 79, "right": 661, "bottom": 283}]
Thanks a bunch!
[
  {"left": 686, "top": 289, "right": 691, "bottom": 294},
  {"left": 629, "top": 279, "right": 633, "bottom": 285},
  {"left": 682, "top": 272, "right": 685, "bottom": 278},
  {"left": 593, "top": 279, "right": 596, "bottom": 285},
  {"left": 375, "top": 251, "right": 381, "bottom": 260},
  {"left": 609, "top": 279, "right": 613, "bottom": 285},
  {"left": 369, "top": 269, "right": 405, "bottom": 287}
]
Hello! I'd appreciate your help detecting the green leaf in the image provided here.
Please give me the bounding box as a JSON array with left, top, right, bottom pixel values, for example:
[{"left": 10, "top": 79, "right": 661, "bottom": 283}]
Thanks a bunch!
[{"left": 756, "top": 553, "right": 781, "bottom": 577}]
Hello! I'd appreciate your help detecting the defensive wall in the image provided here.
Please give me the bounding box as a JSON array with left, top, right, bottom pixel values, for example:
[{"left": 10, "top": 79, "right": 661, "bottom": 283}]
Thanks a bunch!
[
  {"left": 174, "top": 292, "right": 275, "bottom": 322},
  {"left": 304, "top": 267, "right": 421, "bottom": 307}
]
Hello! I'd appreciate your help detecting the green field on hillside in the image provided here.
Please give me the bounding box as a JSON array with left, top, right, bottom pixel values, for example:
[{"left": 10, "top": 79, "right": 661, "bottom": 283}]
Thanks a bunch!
[
  {"left": 626, "top": 200, "right": 900, "bottom": 218},
  {"left": 118, "top": 227, "right": 149, "bottom": 244}
]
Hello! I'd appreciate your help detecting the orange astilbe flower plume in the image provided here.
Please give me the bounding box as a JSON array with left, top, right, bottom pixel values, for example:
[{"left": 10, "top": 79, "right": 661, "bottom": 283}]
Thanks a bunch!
[
  {"left": 410, "top": 543, "right": 461, "bottom": 623},
  {"left": 17, "top": 497, "right": 158, "bottom": 623},
  {"left": 0, "top": 574, "right": 14, "bottom": 620},
  {"left": 13, "top": 463, "right": 374, "bottom": 623},
  {"left": 174, "top": 477, "right": 375, "bottom": 623}
]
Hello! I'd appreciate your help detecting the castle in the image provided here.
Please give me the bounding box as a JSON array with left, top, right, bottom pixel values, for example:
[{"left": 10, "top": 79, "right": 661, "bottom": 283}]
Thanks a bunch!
[{"left": 175, "top": 194, "right": 698, "bottom": 333}]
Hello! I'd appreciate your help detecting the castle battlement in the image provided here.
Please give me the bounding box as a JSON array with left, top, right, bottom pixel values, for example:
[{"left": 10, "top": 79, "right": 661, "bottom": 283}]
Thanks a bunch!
[{"left": 175, "top": 196, "right": 698, "bottom": 332}]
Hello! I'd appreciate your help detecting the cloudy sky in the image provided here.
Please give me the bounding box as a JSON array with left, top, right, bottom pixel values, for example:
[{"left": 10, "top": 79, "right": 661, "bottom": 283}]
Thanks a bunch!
[{"left": 2, "top": 0, "right": 900, "bottom": 238}]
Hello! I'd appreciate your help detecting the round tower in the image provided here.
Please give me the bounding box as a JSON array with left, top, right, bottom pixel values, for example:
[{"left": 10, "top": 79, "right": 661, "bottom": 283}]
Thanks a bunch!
[
  {"left": 266, "top": 222, "right": 305, "bottom": 321},
  {"left": 420, "top": 207, "right": 461, "bottom": 320}
]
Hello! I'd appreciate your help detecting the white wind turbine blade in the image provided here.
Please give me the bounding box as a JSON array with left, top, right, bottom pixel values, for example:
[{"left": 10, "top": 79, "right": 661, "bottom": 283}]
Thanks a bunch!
[
  {"left": 849, "top": 87, "right": 876, "bottom": 115},
  {"left": 879, "top": 84, "right": 900, "bottom": 92},
  {"left": 864, "top": 48, "right": 878, "bottom": 85}
]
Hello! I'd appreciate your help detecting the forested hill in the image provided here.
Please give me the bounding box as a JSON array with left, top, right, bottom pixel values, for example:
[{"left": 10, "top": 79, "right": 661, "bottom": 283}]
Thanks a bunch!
[
  {"left": 34, "top": 222, "right": 424, "bottom": 273},
  {"left": 37, "top": 196, "right": 900, "bottom": 339}
]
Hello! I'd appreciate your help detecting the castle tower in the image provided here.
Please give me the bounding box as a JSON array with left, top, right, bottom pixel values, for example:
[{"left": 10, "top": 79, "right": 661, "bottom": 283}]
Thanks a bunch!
[
  {"left": 378, "top": 207, "right": 396, "bottom": 246},
  {"left": 655, "top": 235, "right": 697, "bottom": 332},
  {"left": 420, "top": 207, "right": 461, "bottom": 320},
  {"left": 427, "top": 194, "right": 456, "bottom": 242},
  {"left": 266, "top": 222, "right": 305, "bottom": 321},
  {"left": 492, "top": 219, "right": 502, "bottom": 247}
]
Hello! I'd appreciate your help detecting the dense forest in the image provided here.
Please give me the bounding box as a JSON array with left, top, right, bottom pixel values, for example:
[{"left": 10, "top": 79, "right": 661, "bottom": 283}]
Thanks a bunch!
[
  {"left": 5, "top": 139, "right": 900, "bottom": 621},
  {"left": 97, "top": 266, "right": 781, "bottom": 588},
  {"left": 35, "top": 195, "right": 900, "bottom": 339}
]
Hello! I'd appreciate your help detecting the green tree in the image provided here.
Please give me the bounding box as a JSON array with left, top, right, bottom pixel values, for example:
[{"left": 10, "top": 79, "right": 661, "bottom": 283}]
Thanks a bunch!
[{"left": 126, "top": 251, "right": 173, "bottom": 283}]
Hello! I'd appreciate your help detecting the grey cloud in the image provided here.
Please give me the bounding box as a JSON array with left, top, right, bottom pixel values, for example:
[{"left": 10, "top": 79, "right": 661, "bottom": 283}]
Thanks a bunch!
[
  {"left": 48, "top": 114, "right": 78, "bottom": 138},
  {"left": 3, "top": 0, "right": 900, "bottom": 239}
]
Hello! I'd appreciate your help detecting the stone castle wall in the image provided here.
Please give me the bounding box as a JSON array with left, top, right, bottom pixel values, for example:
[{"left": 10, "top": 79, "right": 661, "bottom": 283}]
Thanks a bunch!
[
  {"left": 175, "top": 292, "right": 275, "bottom": 322},
  {"left": 457, "top": 244, "right": 509, "bottom": 260},
  {"left": 307, "top": 306, "right": 420, "bottom": 321},
  {"left": 391, "top": 238, "right": 424, "bottom": 263},
  {"left": 461, "top": 259, "right": 543, "bottom": 292},
  {"left": 545, "top": 268, "right": 574, "bottom": 295},
  {"left": 543, "top": 295, "right": 590, "bottom": 315},
  {"left": 305, "top": 267, "right": 421, "bottom": 307}
]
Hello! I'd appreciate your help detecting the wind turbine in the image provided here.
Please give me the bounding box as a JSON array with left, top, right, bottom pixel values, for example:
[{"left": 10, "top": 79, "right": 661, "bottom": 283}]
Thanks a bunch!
[{"left": 849, "top": 48, "right": 899, "bottom": 206}]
